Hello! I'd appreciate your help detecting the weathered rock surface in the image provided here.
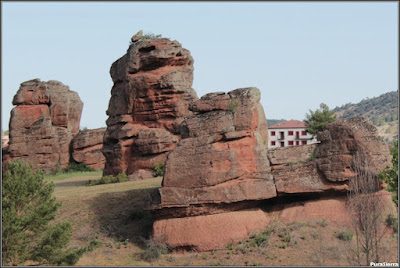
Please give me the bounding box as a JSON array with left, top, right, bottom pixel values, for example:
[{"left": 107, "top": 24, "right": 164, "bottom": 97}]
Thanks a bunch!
[
  {"left": 71, "top": 128, "right": 106, "bottom": 170},
  {"left": 317, "top": 117, "right": 391, "bottom": 182},
  {"left": 102, "top": 38, "right": 198, "bottom": 177},
  {"left": 153, "top": 209, "right": 270, "bottom": 251},
  {"left": 159, "top": 87, "right": 274, "bottom": 208},
  {"left": 153, "top": 114, "right": 391, "bottom": 251},
  {"left": 6, "top": 79, "right": 83, "bottom": 173}
]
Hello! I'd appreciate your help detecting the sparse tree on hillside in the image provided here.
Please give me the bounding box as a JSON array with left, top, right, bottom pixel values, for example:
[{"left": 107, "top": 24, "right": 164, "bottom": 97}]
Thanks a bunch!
[
  {"left": 2, "top": 160, "right": 85, "bottom": 266},
  {"left": 304, "top": 103, "right": 337, "bottom": 136}
]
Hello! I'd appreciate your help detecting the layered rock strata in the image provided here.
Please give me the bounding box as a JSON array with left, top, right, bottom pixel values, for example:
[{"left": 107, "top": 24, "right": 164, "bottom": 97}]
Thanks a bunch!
[
  {"left": 71, "top": 127, "right": 106, "bottom": 170},
  {"left": 153, "top": 112, "right": 391, "bottom": 251},
  {"left": 102, "top": 38, "right": 198, "bottom": 178},
  {"left": 159, "top": 88, "right": 274, "bottom": 208},
  {"left": 6, "top": 79, "right": 83, "bottom": 173},
  {"left": 153, "top": 88, "right": 276, "bottom": 250}
]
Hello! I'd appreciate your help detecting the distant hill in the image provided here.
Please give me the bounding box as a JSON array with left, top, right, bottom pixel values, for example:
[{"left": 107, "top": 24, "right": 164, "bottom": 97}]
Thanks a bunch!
[
  {"left": 267, "top": 119, "right": 286, "bottom": 127},
  {"left": 333, "top": 91, "right": 398, "bottom": 143}
]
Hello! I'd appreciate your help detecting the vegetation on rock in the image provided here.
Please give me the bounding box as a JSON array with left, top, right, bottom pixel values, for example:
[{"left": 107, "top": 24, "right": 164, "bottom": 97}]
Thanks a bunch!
[
  {"left": 304, "top": 103, "right": 337, "bottom": 136},
  {"left": 153, "top": 162, "right": 165, "bottom": 177}
]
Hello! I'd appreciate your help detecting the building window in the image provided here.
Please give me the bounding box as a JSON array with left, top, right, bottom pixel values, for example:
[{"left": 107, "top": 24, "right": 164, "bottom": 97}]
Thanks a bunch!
[
  {"left": 301, "top": 131, "right": 307, "bottom": 136},
  {"left": 296, "top": 141, "right": 299, "bottom": 145},
  {"left": 271, "top": 131, "right": 275, "bottom": 136},
  {"left": 302, "top": 140, "right": 307, "bottom": 145},
  {"left": 288, "top": 131, "right": 294, "bottom": 136},
  {"left": 288, "top": 141, "right": 294, "bottom": 146},
  {"left": 271, "top": 141, "right": 276, "bottom": 146},
  {"left": 280, "top": 141, "right": 284, "bottom": 147}
]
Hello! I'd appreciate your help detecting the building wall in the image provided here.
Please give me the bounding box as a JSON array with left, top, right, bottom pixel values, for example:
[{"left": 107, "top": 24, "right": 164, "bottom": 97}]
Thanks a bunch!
[{"left": 268, "top": 128, "right": 317, "bottom": 148}]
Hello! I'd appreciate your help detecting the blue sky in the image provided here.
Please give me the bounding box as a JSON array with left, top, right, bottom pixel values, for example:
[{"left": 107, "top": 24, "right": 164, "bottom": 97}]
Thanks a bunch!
[{"left": 2, "top": 2, "right": 398, "bottom": 130}]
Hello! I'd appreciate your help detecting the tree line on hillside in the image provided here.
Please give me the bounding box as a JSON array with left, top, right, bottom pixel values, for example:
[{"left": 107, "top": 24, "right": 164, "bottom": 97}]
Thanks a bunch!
[{"left": 333, "top": 91, "right": 398, "bottom": 125}]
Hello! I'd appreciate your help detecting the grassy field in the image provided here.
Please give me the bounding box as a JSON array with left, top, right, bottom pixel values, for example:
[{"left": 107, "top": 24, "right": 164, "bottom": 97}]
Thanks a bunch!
[{"left": 49, "top": 172, "right": 399, "bottom": 266}]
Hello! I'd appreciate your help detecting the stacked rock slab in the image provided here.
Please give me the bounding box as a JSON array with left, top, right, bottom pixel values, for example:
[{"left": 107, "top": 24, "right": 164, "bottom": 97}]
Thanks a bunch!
[
  {"left": 71, "top": 127, "right": 106, "bottom": 170},
  {"left": 7, "top": 79, "right": 83, "bottom": 173},
  {"left": 153, "top": 113, "right": 391, "bottom": 251},
  {"left": 102, "top": 38, "right": 198, "bottom": 178},
  {"left": 153, "top": 88, "right": 276, "bottom": 251}
]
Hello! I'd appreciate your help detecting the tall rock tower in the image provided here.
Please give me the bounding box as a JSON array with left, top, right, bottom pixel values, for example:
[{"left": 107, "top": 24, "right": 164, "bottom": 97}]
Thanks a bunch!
[
  {"left": 102, "top": 37, "right": 198, "bottom": 178},
  {"left": 6, "top": 79, "right": 83, "bottom": 173}
]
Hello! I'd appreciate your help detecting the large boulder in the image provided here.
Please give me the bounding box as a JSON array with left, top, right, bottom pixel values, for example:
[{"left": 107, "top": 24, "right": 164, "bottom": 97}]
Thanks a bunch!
[
  {"left": 102, "top": 38, "right": 198, "bottom": 178},
  {"left": 159, "top": 88, "right": 274, "bottom": 208},
  {"left": 316, "top": 117, "right": 391, "bottom": 182},
  {"left": 6, "top": 79, "right": 83, "bottom": 173},
  {"left": 71, "top": 128, "right": 106, "bottom": 170}
]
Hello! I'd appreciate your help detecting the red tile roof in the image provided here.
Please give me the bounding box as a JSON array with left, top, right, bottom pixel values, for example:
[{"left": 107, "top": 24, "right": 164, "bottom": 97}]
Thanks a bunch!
[{"left": 269, "top": 120, "right": 307, "bottom": 129}]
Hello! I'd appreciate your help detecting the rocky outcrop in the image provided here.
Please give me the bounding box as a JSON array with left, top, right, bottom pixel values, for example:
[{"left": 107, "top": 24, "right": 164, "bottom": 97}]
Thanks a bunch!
[
  {"left": 101, "top": 36, "right": 392, "bottom": 252},
  {"left": 317, "top": 117, "right": 392, "bottom": 182},
  {"left": 153, "top": 113, "right": 391, "bottom": 251},
  {"left": 159, "top": 88, "right": 274, "bottom": 208},
  {"left": 102, "top": 38, "right": 198, "bottom": 178},
  {"left": 6, "top": 79, "right": 83, "bottom": 173},
  {"left": 71, "top": 128, "right": 106, "bottom": 170}
]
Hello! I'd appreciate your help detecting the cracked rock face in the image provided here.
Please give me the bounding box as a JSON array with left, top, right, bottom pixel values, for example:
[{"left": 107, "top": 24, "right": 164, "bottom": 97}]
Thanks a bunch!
[
  {"left": 102, "top": 38, "right": 198, "bottom": 178},
  {"left": 6, "top": 79, "right": 83, "bottom": 173}
]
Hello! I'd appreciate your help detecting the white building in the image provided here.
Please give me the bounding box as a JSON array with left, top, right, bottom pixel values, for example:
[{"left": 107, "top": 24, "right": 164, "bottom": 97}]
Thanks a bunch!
[{"left": 268, "top": 120, "right": 317, "bottom": 148}]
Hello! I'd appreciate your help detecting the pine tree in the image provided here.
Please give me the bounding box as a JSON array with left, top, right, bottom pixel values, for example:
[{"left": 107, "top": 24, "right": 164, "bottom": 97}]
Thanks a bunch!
[
  {"left": 2, "top": 160, "right": 85, "bottom": 266},
  {"left": 304, "top": 103, "right": 337, "bottom": 136}
]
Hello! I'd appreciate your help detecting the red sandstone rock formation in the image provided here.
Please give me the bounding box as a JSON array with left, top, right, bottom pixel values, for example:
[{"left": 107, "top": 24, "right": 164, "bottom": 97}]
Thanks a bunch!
[
  {"left": 159, "top": 88, "right": 275, "bottom": 207},
  {"left": 317, "top": 117, "right": 391, "bottom": 182},
  {"left": 153, "top": 114, "right": 392, "bottom": 251},
  {"left": 6, "top": 79, "right": 83, "bottom": 173},
  {"left": 71, "top": 127, "right": 106, "bottom": 170},
  {"left": 102, "top": 38, "right": 198, "bottom": 178}
]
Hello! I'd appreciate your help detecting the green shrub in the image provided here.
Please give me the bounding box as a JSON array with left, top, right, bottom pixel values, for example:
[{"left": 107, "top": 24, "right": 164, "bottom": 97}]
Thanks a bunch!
[
  {"left": 309, "top": 149, "right": 318, "bottom": 161},
  {"left": 278, "top": 243, "right": 287, "bottom": 249},
  {"left": 141, "top": 33, "right": 162, "bottom": 40},
  {"left": 63, "top": 162, "right": 95, "bottom": 173},
  {"left": 337, "top": 231, "right": 353, "bottom": 241},
  {"left": 278, "top": 231, "right": 291, "bottom": 243},
  {"left": 86, "top": 173, "right": 127, "bottom": 186},
  {"left": 153, "top": 162, "right": 165, "bottom": 177},
  {"left": 386, "top": 214, "right": 398, "bottom": 233},
  {"left": 250, "top": 232, "right": 269, "bottom": 247}
]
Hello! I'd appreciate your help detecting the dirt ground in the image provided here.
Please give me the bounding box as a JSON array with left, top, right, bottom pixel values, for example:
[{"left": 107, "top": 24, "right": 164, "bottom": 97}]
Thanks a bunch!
[{"left": 49, "top": 172, "right": 399, "bottom": 266}]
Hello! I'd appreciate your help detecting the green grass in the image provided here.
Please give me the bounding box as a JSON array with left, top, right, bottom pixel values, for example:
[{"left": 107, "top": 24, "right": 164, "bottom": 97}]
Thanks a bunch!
[{"left": 45, "top": 170, "right": 103, "bottom": 182}]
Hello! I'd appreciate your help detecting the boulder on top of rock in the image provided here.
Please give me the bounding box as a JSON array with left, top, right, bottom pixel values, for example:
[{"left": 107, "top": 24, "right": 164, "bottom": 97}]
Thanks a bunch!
[
  {"left": 6, "top": 79, "right": 83, "bottom": 173},
  {"left": 102, "top": 37, "right": 198, "bottom": 177}
]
